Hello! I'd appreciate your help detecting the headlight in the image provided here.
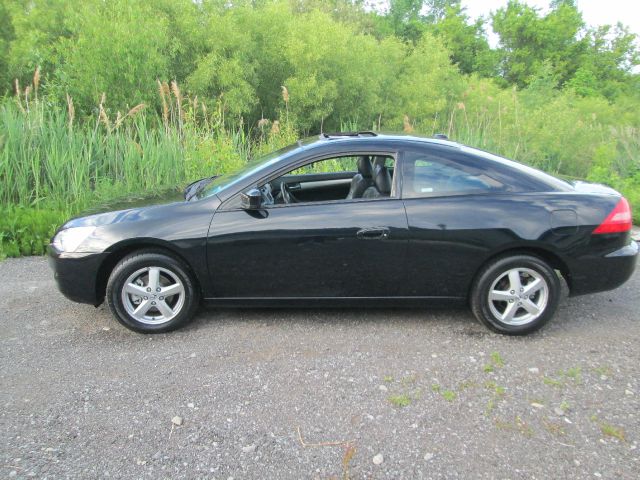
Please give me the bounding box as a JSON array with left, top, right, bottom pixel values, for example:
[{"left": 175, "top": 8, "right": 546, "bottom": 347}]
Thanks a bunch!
[{"left": 52, "top": 227, "right": 96, "bottom": 252}]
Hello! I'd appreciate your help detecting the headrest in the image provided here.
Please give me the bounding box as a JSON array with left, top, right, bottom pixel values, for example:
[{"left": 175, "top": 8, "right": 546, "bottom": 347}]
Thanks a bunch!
[
  {"left": 357, "top": 156, "right": 373, "bottom": 178},
  {"left": 372, "top": 156, "right": 386, "bottom": 170},
  {"left": 373, "top": 160, "right": 392, "bottom": 194}
]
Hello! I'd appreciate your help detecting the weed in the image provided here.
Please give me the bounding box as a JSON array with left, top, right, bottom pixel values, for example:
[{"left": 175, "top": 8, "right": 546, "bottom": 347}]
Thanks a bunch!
[
  {"left": 458, "top": 380, "right": 477, "bottom": 391},
  {"left": 342, "top": 444, "right": 356, "bottom": 480},
  {"left": 388, "top": 394, "right": 411, "bottom": 407},
  {"left": 401, "top": 374, "right": 417, "bottom": 386},
  {"left": 563, "top": 367, "right": 582, "bottom": 383},
  {"left": 542, "top": 419, "right": 566, "bottom": 436},
  {"left": 485, "top": 398, "right": 495, "bottom": 414},
  {"left": 494, "top": 416, "right": 533, "bottom": 437},
  {"left": 543, "top": 376, "right": 563, "bottom": 387},
  {"left": 593, "top": 365, "right": 612, "bottom": 376},
  {"left": 441, "top": 390, "right": 457, "bottom": 402},
  {"left": 490, "top": 352, "right": 505, "bottom": 368},
  {"left": 600, "top": 423, "right": 625, "bottom": 442}
]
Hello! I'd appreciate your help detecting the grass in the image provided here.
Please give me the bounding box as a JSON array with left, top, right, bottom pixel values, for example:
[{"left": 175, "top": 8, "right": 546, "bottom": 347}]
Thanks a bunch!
[
  {"left": 600, "top": 423, "right": 626, "bottom": 442},
  {"left": 593, "top": 366, "right": 613, "bottom": 377},
  {"left": 542, "top": 366, "right": 583, "bottom": 388},
  {"left": 590, "top": 415, "right": 626, "bottom": 441},
  {"left": 428, "top": 383, "right": 457, "bottom": 402},
  {"left": 543, "top": 376, "right": 563, "bottom": 387},
  {"left": 388, "top": 394, "right": 412, "bottom": 407},
  {"left": 490, "top": 352, "right": 505, "bottom": 368},
  {"left": 494, "top": 416, "right": 533, "bottom": 437},
  {"left": 441, "top": 390, "right": 457, "bottom": 402},
  {"left": 483, "top": 351, "right": 505, "bottom": 373},
  {"left": 483, "top": 382, "right": 506, "bottom": 415},
  {"left": 0, "top": 88, "right": 297, "bottom": 258},
  {"left": 484, "top": 381, "right": 506, "bottom": 396}
]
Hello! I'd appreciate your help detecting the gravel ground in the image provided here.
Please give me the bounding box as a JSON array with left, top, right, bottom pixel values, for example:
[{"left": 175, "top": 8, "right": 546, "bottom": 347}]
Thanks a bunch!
[{"left": 1, "top": 256, "right": 639, "bottom": 479}]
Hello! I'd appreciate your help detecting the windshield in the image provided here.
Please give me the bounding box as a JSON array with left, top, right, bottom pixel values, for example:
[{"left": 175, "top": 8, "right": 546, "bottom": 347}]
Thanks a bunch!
[{"left": 197, "top": 143, "right": 300, "bottom": 199}]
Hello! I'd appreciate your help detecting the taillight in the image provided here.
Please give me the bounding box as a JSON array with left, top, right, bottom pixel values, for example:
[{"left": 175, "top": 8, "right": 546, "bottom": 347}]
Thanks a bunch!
[{"left": 593, "top": 197, "right": 632, "bottom": 234}]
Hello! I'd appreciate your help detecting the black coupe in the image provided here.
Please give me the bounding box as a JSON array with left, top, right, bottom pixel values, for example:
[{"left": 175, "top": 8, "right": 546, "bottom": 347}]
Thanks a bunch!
[{"left": 49, "top": 132, "right": 637, "bottom": 334}]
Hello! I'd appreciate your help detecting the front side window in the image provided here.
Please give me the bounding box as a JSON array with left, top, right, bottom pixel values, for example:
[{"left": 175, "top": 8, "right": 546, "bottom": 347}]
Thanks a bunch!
[
  {"left": 258, "top": 154, "right": 397, "bottom": 206},
  {"left": 401, "top": 150, "right": 508, "bottom": 199}
]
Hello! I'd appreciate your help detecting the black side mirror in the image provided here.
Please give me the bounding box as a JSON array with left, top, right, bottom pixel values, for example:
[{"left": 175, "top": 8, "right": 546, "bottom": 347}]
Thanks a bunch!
[{"left": 241, "top": 188, "right": 262, "bottom": 209}]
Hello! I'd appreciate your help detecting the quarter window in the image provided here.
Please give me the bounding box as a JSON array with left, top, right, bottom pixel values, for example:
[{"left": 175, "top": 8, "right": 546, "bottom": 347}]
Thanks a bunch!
[{"left": 402, "top": 150, "right": 507, "bottom": 198}]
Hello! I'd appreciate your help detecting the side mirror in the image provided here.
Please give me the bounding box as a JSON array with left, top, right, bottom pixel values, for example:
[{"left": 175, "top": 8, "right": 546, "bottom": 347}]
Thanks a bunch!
[{"left": 241, "top": 188, "right": 262, "bottom": 210}]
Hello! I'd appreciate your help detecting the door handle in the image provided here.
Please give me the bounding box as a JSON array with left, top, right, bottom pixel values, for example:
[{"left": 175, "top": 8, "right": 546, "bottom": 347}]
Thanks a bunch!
[{"left": 356, "top": 227, "right": 390, "bottom": 240}]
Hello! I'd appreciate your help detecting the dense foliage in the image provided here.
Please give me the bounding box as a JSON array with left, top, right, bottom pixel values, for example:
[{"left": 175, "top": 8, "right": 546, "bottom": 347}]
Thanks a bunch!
[{"left": 1, "top": 0, "right": 639, "bottom": 257}]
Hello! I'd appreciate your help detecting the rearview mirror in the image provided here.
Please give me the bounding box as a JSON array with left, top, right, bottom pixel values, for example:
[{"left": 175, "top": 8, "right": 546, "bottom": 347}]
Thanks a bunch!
[{"left": 241, "top": 188, "right": 262, "bottom": 210}]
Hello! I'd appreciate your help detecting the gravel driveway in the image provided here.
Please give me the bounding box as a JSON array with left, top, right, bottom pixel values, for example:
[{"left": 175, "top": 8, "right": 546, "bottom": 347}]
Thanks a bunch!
[{"left": 1, "top": 256, "right": 639, "bottom": 479}]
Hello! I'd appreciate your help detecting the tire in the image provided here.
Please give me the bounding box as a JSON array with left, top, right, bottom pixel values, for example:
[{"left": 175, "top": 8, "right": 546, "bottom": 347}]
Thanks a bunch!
[
  {"left": 470, "top": 254, "right": 560, "bottom": 335},
  {"left": 106, "top": 250, "right": 200, "bottom": 333}
]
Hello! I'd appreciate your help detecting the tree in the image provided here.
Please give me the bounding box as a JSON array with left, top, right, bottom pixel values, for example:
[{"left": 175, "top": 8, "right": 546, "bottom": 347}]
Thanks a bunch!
[
  {"left": 0, "top": 1, "right": 15, "bottom": 94},
  {"left": 428, "top": 1, "right": 496, "bottom": 76},
  {"left": 386, "top": 0, "right": 426, "bottom": 43},
  {"left": 577, "top": 24, "right": 640, "bottom": 99},
  {"left": 492, "top": 0, "right": 585, "bottom": 87}
]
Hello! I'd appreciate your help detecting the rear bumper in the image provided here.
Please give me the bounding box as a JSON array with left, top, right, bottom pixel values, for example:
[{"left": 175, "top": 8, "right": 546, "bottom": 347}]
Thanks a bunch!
[
  {"left": 48, "top": 246, "right": 108, "bottom": 305},
  {"left": 568, "top": 240, "right": 638, "bottom": 296}
]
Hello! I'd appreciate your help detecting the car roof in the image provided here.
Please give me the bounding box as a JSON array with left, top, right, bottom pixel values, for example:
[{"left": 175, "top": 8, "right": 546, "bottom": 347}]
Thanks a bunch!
[{"left": 299, "top": 131, "right": 460, "bottom": 150}]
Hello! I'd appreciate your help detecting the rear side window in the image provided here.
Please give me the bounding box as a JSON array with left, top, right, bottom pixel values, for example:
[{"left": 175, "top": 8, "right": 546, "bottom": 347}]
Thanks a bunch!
[{"left": 401, "top": 150, "right": 509, "bottom": 198}]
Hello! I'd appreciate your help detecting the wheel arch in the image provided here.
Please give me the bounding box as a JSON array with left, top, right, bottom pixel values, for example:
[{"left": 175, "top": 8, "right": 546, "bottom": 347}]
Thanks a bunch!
[
  {"left": 470, "top": 246, "right": 572, "bottom": 298},
  {"left": 95, "top": 239, "right": 202, "bottom": 305}
]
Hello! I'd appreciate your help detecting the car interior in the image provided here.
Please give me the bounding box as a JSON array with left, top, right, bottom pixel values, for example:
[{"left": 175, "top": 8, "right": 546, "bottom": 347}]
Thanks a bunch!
[{"left": 260, "top": 155, "right": 396, "bottom": 205}]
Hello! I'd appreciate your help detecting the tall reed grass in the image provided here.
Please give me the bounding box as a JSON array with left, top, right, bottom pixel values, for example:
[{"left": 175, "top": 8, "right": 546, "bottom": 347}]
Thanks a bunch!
[
  {"left": 1, "top": 75, "right": 638, "bottom": 258},
  {"left": 0, "top": 79, "right": 297, "bottom": 257}
]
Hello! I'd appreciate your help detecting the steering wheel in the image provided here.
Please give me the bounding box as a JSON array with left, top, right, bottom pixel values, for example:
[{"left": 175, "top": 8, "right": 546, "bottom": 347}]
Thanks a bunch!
[{"left": 280, "top": 182, "right": 298, "bottom": 204}]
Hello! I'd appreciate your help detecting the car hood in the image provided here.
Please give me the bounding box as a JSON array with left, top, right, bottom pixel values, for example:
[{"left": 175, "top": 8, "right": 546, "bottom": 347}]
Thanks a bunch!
[{"left": 60, "top": 189, "right": 198, "bottom": 230}]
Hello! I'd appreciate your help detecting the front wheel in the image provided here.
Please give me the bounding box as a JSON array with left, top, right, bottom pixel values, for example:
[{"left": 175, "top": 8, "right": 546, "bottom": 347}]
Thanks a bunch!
[
  {"left": 470, "top": 254, "right": 561, "bottom": 335},
  {"left": 106, "top": 250, "right": 200, "bottom": 333}
]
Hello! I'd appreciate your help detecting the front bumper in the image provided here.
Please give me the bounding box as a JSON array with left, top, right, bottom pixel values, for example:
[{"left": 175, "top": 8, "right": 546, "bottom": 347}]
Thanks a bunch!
[
  {"left": 568, "top": 240, "right": 638, "bottom": 296},
  {"left": 48, "top": 245, "right": 109, "bottom": 305}
]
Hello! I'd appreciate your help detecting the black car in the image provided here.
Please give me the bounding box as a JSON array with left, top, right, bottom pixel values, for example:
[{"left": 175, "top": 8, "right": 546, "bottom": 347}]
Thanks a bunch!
[{"left": 48, "top": 132, "right": 637, "bottom": 335}]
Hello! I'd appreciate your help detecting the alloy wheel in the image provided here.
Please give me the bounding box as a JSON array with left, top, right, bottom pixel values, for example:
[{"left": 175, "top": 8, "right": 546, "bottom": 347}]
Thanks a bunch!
[
  {"left": 487, "top": 267, "right": 549, "bottom": 326},
  {"left": 121, "top": 266, "right": 185, "bottom": 325}
]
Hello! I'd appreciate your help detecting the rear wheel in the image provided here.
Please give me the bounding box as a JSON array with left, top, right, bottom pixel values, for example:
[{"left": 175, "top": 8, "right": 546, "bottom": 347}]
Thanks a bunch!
[
  {"left": 106, "top": 250, "right": 200, "bottom": 333},
  {"left": 470, "top": 254, "right": 560, "bottom": 335}
]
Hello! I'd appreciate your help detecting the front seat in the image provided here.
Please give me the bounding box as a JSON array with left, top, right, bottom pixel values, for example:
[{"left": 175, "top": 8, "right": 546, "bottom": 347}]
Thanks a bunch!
[
  {"left": 362, "top": 157, "right": 392, "bottom": 199},
  {"left": 346, "top": 156, "right": 373, "bottom": 199}
]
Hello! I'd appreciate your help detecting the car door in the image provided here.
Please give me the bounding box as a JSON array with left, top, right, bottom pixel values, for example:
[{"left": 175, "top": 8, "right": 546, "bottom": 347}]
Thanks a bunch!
[
  {"left": 206, "top": 156, "right": 409, "bottom": 299},
  {"left": 400, "top": 146, "right": 518, "bottom": 298}
]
